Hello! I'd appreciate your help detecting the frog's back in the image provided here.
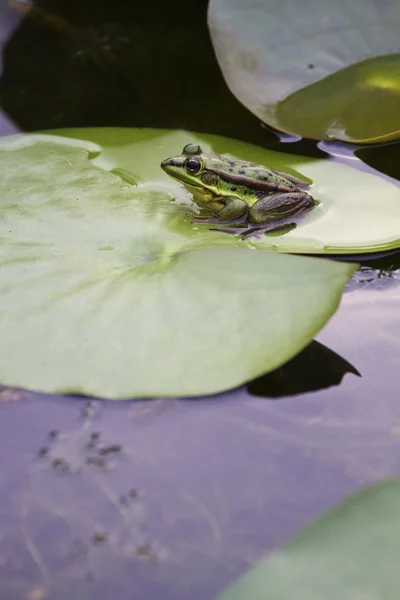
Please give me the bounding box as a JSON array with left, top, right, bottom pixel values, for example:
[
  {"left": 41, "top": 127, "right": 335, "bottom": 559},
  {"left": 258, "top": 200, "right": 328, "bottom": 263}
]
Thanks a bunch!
[{"left": 211, "top": 153, "right": 296, "bottom": 184}]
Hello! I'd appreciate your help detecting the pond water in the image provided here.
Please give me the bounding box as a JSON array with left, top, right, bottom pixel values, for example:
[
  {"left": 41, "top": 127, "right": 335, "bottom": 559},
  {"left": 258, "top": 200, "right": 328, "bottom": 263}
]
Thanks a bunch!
[
  {"left": 0, "top": 2, "right": 400, "bottom": 599},
  {"left": 1, "top": 284, "right": 400, "bottom": 600}
]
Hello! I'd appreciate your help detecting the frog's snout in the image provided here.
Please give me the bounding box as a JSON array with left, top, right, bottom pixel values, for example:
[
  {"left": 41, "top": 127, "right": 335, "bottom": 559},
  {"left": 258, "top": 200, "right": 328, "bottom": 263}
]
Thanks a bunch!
[
  {"left": 161, "top": 157, "right": 181, "bottom": 171},
  {"left": 160, "top": 158, "right": 172, "bottom": 171},
  {"left": 161, "top": 157, "right": 185, "bottom": 178}
]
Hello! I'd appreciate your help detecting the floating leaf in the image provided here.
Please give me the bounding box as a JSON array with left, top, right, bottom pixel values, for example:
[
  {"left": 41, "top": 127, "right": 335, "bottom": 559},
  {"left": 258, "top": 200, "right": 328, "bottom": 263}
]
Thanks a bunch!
[
  {"left": 208, "top": 0, "right": 400, "bottom": 143},
  {"left": 50, "top": 127, "right": 400, "bottom": 255},
  {"left": 0, "top": 129, "right": 356, "bottom": 398},
  {"left": 217, "top": 478, "right": 400, "bottom": 599}
]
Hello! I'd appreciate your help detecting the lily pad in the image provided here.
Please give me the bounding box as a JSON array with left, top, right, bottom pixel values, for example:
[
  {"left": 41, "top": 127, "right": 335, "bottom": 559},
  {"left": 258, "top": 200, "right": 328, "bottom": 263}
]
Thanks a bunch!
[
  {"left": 217, "top": 478, "right": 400, "bottom": 599},
  {"left": 0, "top": 129, "right": 356, "bottom": 398},
  {"left": 208, "top": 0, "right": 400, "bottom": 143},
  {"left": 50, "top": 127, "right": 400, "bottom": 255}
]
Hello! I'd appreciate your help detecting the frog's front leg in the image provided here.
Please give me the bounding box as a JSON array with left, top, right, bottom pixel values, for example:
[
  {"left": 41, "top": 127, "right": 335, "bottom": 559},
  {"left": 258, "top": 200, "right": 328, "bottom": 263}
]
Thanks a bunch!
[
  {"left": 191, "top": 197, "right": 248, "bottom": 225},
  {"left": 248, "top": 191, "right": 314, "bottom": 227}
]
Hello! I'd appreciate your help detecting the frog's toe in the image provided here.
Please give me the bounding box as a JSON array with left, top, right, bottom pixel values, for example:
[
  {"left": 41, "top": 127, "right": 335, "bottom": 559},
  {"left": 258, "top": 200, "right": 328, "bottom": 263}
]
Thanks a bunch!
[
  {"left": 191, "top": 215, "right": 247, "bottom": 226},
  {"left": 185, "top": 212, "right": 213, "bottom": 220},
  {"left": 191, "top": 216, "right": 221, "bottom": 225},
  {"left": 241, "top": 222, "right": 297, "bottom": 240},
  {"left": 210, "top": 226, "right": 251, "bottom": 236},
  {"left": 241, "top": 228, "right": 264, "bottom": 240}
]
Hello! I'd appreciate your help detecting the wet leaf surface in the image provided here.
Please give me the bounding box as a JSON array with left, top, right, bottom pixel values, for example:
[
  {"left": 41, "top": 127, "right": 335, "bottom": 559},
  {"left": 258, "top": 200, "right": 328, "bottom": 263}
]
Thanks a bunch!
[
  {"left": 218, "top": 478, "right": 400, "bottom": 599},
  {"left": 208, "top": 0, "right": 400, "bottom": 143},
  {"left": 0, "top": 129, "right": 357, "bottom": 397}
]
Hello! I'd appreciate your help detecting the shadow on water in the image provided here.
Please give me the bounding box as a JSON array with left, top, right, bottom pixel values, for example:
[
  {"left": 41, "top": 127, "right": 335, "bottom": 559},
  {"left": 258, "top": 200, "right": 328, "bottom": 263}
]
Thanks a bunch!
[{"left": 247, "top": 340, "right": 361, "bottom": 399}]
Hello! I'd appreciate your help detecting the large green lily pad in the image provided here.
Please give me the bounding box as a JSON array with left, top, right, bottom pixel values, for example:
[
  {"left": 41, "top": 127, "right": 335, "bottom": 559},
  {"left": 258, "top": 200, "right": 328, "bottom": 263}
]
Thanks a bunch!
[
  {"left": 217, "top": 478, "right": 400, "bottom": 599},
  {"left": 0, "top": 128, "right": 356, "bottom": 398},
  {"left": 208, "top": 0, "right": 400, "bottom": 143}
]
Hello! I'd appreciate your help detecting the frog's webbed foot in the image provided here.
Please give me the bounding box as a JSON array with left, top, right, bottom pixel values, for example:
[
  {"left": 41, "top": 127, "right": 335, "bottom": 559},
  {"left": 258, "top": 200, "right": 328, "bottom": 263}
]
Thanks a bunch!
[
  {"left": 241, "top": 223, "right": 297, "bottom": 240},
  {"left": 184, "top": 210, "right": 224, "bottom": 224},
  {"left": 190, "top": 215, "right": 221, "bottom": 224},
  {"left": 210, "top": 225, "right": 252, "bottom": 236},
  {"left": 185, "top": 212, "right": 244, "bottom": 226},
  {"left": 206, "top": 214, "right": 248, "bottom": 227},
  {"left": 184, "top": 211, "right": 214, "bottom": 220},
  {"left": 209, "top": 221, "right": 297, "bottom": 239}
]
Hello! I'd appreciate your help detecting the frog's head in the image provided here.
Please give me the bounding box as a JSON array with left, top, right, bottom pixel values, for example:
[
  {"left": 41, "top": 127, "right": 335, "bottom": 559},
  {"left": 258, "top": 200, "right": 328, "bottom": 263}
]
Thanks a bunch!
[{"left": 161, "top": 144, "right": 226, "bottom": 209}]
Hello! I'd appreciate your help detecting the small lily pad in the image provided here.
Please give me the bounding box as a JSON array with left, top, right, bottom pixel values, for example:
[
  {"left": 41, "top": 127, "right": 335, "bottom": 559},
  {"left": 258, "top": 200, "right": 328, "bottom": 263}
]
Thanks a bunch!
[
  {"left": 217, "top": 478, "right": 400, "bottom": 599},
  {"left": 0, "top": 129, "right": 356, "bottom": 398},
  {"left": 208, "top": 0, "right": 400, "bottom": 143}
]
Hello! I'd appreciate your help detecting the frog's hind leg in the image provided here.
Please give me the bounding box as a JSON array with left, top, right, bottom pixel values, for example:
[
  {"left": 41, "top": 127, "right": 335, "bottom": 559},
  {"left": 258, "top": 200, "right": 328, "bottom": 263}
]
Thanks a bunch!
[
  {"left": 234, "top": 192, "right": 314, "bottom": 240},
  {"left": 248, "top": 191, "right": 314, "bottom": 225},
  {"left": 210, "top": 193, "right": 314, "bottom": 239},
  {"left": 241, "top": 223, "right": 297, "bottom": 241}
]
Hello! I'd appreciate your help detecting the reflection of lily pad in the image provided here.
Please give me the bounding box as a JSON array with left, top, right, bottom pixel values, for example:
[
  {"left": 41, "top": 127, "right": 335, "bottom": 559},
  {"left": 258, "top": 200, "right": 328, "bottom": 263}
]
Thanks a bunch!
[
  {"left": 208, "top": 0, "right": 400, "bottom": 143},
  {"left": 217, "top": 478, "right": 400, "bottom": 599},
  {"left": 0, "top": 129, "right": 356, "bottom": 398}
]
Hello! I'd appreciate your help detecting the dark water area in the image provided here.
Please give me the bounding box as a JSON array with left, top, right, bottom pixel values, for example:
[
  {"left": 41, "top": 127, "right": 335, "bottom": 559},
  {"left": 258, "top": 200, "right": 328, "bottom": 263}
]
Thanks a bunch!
[
  {"left": 0, "top": 1, "right": 400, "bottom": 599},
  {"left": 0, "top": 0, "right": 274, "bottom": 145}
]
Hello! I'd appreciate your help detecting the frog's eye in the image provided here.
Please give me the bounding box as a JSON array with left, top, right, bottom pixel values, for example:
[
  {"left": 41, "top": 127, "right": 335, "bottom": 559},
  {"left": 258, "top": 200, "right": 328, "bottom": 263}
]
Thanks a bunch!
[
  {"left": 184, "top": 156, "right": 203, "bottom": 175},
  {"left": 183, "top": 144, "right": 202, "bottom": 156}
]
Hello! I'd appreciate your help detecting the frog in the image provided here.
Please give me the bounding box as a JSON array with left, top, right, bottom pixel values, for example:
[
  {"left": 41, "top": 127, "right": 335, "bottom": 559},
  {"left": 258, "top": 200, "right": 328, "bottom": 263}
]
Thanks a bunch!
[{"left": 161, "top": 144, "right": 316, "bottom": 239}]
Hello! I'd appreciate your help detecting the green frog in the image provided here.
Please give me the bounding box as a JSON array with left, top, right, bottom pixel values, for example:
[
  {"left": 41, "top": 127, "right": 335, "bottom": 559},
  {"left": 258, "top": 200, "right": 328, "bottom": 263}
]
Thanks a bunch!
[{"left": 161, "top": 144, "right": 316, "bottom": 239}]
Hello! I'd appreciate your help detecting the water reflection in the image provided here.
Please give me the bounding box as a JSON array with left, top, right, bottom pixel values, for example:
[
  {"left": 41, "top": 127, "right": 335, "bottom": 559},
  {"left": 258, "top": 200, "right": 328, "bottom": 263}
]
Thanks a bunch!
[
  {"left": 346, "top": 264, "right": 400, "bottom": 291},
  {"left": 0, "top": 287, "right": 399, "bottom": 599},
  {"left": 247, "top": 340, "right": 360, "bottom": 399},
  {"left": 319, "top": 138, "right": 400, "bottom": 186}
]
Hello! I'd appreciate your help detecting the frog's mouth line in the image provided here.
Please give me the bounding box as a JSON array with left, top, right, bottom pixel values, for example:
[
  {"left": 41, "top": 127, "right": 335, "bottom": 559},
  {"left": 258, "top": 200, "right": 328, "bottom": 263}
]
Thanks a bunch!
[
  {"left": 175, "top": 177, "right": 202, "bottom": 188},
  {"left": 162, "top": 170, "right": 202, "bottom": 189}
]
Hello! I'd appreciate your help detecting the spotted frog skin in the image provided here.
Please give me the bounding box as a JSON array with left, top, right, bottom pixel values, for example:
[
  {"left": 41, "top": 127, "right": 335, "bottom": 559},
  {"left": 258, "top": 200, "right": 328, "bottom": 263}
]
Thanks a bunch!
[{"left": 161, "top": 144, "right": 316, "bottom": 239}]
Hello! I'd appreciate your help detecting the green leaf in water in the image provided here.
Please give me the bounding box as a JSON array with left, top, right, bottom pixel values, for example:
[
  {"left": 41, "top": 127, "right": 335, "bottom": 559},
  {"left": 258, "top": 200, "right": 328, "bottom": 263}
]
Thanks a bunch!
[
  {"left": 208, "top": 0, "right": 400, "bottom": 143},
  {"left": 50, "top": 127, "right": 400, "bottom": 255},
  {"left": 0, "top": 128, "right": 356, "bottom": 398},
  {"left": 217, "top": 478, "right": 400, "bottom": 600}
]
